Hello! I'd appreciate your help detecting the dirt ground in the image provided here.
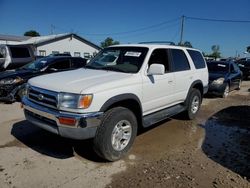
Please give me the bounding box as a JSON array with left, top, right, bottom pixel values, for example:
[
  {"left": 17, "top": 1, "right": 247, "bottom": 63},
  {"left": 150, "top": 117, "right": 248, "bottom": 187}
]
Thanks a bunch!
[{"left": 0, "top": 82, "right": 250, "bottom": 188}]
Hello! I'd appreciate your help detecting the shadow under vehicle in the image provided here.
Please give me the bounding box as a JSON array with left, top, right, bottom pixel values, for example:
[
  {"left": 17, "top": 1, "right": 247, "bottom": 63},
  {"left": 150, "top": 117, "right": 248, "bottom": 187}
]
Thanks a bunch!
[{"left": 0, "top": 56, "right": 87, "bottom": 103}]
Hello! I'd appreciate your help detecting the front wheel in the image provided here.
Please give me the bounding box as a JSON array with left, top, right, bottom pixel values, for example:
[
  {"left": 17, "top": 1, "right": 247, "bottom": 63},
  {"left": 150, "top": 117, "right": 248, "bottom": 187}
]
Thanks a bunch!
[
  {"left": 184, "top": 88, "right": 201, "bottom": 120},
  {"left": 93, "top": 107, "right": 138, "bottom": 161}
]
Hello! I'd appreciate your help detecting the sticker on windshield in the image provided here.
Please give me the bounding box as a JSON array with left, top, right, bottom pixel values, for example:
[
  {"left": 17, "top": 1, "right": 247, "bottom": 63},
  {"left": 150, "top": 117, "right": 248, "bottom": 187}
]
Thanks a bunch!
[
  {"left": 217, "top": 64, "right": 226, "bottom": 67},
  {"left": 40, "top": 60, "right": 47, "bottom": 64},
  {"left": 125, "top": 52, "right": 141, "bottom": 57}
]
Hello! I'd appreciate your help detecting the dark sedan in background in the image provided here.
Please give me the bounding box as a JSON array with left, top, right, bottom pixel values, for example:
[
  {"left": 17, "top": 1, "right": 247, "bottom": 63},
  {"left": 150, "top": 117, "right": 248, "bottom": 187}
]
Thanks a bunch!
[
  {"left": 0, "top": 56, "right": 86, "bottom": 103},
  {"left": 207, "top": 61, "right": 242, "bottom": 98},
  {"left": 236, "top": 58, "right": 250, "bottom": 80}
]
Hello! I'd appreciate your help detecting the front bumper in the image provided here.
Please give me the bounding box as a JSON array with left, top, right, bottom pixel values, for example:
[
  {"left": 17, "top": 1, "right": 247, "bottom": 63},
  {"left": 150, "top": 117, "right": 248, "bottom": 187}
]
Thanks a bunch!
[
  {"left": 0, "top": 84, "right": 25, "bottom": 103},
  {"left": 22, "top": 97, "right": 103, "bottom": 140},
  {"left": 208, "top": 82, "right": 227, "bottom": 95}
]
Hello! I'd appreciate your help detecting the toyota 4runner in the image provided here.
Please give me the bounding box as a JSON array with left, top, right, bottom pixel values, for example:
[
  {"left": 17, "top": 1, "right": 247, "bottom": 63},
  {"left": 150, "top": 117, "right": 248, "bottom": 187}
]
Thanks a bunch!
[{"left": 22, "top": 44, "right": 208, "bottom": 161}]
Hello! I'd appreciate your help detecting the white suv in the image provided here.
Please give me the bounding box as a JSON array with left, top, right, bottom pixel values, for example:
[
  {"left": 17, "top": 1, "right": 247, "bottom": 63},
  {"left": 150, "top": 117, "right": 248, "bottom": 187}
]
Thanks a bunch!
[{"left": 22, "top": 44, "right": 208, "bottom": 161}]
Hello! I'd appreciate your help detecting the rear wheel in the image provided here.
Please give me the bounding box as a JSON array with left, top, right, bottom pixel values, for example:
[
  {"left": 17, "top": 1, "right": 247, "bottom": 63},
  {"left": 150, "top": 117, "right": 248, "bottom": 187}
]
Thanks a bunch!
[{"left": 93, "top": 107, "right": 138, "bottom": 161}]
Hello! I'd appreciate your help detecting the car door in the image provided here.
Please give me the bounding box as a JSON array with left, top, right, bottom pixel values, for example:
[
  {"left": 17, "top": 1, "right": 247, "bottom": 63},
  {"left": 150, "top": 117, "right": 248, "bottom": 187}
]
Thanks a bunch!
[
  {"left": 170, "top": 49, "right": 193, "bottom": 102},
  {"left": 142, "top": 48, "right": 175, "bottom": 115}
]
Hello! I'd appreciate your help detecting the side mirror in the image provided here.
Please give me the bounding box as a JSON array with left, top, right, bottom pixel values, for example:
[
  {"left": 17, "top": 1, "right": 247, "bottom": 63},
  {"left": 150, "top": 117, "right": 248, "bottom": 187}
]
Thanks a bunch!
[{"left": 148, "top": 64, "right": 165, "bottom": 75}]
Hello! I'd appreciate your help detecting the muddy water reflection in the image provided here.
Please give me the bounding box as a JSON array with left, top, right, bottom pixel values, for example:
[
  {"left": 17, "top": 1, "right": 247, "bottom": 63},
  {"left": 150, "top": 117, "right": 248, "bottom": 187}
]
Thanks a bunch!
[{"left": 202, "top": 106, "right": 250, "bottom": 179}]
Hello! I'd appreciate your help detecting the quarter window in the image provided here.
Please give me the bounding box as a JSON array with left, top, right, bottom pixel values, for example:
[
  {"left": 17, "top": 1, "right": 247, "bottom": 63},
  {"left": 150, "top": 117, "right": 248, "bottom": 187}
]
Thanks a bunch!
[
  {"left": 10, "top": 47, "right": 30, "bottom": 58},
  {"left": 171, "top": 49, "right": 190, "bottom": 72}
]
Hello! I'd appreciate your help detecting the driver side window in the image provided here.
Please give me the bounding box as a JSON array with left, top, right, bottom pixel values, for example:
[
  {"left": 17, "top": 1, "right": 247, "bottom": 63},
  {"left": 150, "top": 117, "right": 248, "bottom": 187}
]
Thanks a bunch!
[{"left": 148, "top": 49, "right": 169, "bottom": 72}]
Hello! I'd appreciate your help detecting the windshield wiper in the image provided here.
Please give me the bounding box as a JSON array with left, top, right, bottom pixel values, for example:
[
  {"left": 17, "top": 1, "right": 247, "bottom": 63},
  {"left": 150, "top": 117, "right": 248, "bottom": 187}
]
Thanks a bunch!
[{"left": 100, "top": 66, "right": 126, "bottom": 73}]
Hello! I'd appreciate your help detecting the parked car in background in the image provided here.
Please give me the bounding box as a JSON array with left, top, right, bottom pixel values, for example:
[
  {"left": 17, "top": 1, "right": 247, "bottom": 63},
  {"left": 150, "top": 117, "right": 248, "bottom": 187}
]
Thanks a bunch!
[
  {"left": 0, "top": 56, "right": 86, "bottom": 103},
  {"left": 207, "top": 61, "right": 242, "bottom": 98},
  {"left": 0, "top": 44, "right": 35, "bottom": 70},
  {"left": 236, "top": 58, "right": 250, "bottom": 80}
]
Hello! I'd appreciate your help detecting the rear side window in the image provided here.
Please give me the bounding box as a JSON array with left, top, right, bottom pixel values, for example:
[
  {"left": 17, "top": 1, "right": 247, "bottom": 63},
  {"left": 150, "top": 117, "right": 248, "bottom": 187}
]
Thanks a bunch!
[
  {"left": 171, "top": 49, "right": 190, "bottom": 72},
  {"left": 187, "top": 50, "right": 206, "bottom": 69},
  {"left": 9, "top": 47, "right": 30, "bottom": 58}
]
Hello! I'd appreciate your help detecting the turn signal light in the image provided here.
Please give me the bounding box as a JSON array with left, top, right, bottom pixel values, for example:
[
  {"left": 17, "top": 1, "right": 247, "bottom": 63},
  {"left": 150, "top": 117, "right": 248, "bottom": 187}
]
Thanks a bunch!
[
  {"left": 79, "top": 95, "right": 93, "bottom": 109},
  {"left": 58, "top": 117, "right": 76, "bottom": 126}
]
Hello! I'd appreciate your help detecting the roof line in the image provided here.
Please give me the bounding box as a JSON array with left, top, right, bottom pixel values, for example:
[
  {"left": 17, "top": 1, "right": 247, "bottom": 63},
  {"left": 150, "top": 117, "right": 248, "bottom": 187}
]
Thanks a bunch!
[{"left": 35, "top": 33, "right": 101, "bottom": 50}]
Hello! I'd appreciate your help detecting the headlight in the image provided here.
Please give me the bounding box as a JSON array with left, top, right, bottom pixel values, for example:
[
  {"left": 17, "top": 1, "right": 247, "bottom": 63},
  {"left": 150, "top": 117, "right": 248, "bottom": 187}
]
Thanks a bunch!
[
  {"left": 22, "top": 83, "right": 30, "bottom": 97},
  {"left": 58, "top": 92, "right": 93, "bottom": 110},
  {"left": 212, "top": 78, "right": 225, "bottom": 85},
  {"left": 0, "top": 77, "right": 23, "bottom": 85}
]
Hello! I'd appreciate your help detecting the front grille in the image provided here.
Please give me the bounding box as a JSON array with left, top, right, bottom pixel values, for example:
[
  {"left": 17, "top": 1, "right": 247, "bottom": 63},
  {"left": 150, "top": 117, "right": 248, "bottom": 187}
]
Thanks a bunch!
[
  {"left": 25, "top": 109, "right": 57, "bottom": 127},
  {"left": 28, "top": 86, "right": 58, "bottom": 109}
]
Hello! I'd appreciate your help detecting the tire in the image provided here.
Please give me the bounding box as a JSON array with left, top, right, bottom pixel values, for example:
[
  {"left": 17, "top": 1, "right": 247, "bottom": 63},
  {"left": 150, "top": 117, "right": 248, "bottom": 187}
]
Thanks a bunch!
[
  {"left": 222, "top": 84, "right": 229, "bottom": 98},
  {"left": 184, "top": 88, "right": 201, "bottom": 120},
  {"left": 236, "top": 80, "right": 241, "bottom": 90},
  {"left": 93, "top": 107, "right": 138, "bottom": 161}
]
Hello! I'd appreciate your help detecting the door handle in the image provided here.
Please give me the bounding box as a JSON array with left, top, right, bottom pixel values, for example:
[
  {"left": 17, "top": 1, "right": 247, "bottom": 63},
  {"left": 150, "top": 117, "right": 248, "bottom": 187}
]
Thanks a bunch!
[{"left": 168, "top": 80, "right": 173, "bottom": 84}]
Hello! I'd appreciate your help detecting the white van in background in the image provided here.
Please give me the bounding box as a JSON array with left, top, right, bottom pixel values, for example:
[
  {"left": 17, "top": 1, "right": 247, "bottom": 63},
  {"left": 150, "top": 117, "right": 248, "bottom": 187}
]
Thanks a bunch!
[{"left": 0, "top": 44, "right": 35, "bottom": 70}]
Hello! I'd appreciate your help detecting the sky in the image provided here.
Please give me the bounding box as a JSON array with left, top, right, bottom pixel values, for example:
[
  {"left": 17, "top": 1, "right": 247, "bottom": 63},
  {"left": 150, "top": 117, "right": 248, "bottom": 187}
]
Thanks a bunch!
[{"left": 0, "top": 0, "right": 250, "bottom": 57}]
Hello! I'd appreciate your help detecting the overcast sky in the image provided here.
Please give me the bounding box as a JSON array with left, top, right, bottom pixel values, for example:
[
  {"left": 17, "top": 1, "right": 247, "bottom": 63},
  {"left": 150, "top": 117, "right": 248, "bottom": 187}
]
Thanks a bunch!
[{"left": 0, "top": 0, "right": 250, "bottom": 57}]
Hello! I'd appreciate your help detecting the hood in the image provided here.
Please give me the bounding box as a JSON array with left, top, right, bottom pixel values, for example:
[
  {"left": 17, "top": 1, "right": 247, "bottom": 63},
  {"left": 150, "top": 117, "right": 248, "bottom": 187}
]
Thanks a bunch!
[
  {"left": 28, "top": 68, "right": 136, "bottom": 94},
  {"left": 209, "top": 72, "right": 226, "bottom": 81},
  {"left": 0, "top": 69, "right": 34, "bottom": 80}
]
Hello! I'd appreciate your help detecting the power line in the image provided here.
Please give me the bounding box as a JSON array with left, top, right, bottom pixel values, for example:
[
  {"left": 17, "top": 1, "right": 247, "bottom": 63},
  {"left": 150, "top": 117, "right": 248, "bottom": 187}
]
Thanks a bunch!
[
  {"left": 113, "top": 22, "right": 180, "bottom": 40},
  {"left": 82, "top": 17, "right": 180, "bottom": 36},
  {"left": 185, "top": 16, "right": 250, "bottom": 23}
]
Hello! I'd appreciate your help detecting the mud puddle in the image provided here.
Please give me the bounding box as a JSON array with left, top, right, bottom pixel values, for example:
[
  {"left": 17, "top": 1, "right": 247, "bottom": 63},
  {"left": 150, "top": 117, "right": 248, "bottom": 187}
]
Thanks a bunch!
[{"left": 202, "top": 105, "right": 250, "bottom": 180}]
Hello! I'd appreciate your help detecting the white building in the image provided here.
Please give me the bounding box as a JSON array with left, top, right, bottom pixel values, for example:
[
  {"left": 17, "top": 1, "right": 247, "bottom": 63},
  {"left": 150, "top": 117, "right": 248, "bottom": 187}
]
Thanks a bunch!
[{"left": 0, "top": 33, "right": 101, "bottom": 58}]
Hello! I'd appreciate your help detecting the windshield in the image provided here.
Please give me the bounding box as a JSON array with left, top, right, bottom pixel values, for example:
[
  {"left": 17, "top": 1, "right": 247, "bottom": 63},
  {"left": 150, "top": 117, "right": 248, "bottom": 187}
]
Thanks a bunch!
[
  {"left": 86, "top": 47, "right": 148, "bottom": 73},
  {"left": 20, "top": 57, "right": 50, "bottom": 71},
  {"left": 207, "top": 62, "right": 229, "bottom": 73}
]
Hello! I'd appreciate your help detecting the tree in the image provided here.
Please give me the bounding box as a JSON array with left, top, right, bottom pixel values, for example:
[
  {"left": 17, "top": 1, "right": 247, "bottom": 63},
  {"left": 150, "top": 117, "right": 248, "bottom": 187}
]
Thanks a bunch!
[
  {"left": 247, "top": 46, "right": 250, "bottom": 53},
  {"left": 100, "top": 37, "right": 119, "bottom": 48},
  {"left": 24, "top": 30, "right": 40, "bottom": 37},
  {"left": 178, "top": 41, "right": 193, "bottom": 48},
  {"left": 210, "top": 45, "right": 221, "bottom": 59}
]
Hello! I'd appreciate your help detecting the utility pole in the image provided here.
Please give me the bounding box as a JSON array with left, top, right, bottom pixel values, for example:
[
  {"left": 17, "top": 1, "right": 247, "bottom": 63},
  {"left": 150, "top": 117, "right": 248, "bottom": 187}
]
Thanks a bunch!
[
  {"left": 50, "top": 24, "right": 55, "bottom": 35},
  {"left": 180, "top": 15, "right": 185, "bottom": 45}
]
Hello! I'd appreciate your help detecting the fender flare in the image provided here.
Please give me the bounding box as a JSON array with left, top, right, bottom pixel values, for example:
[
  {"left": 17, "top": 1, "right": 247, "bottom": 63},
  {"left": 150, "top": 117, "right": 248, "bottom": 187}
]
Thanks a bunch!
[
  {"left": 100, "top": 93, "right": 142, "bottom": 113},
  {"left": 184, "top": 80, "right": 204, "bottom": 106}
]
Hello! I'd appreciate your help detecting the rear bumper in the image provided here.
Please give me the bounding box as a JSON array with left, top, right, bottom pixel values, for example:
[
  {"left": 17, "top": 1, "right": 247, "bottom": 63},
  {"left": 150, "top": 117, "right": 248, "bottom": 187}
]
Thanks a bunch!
[{"left": 22, "top": 97, "right": 103, "bottom": 140}]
